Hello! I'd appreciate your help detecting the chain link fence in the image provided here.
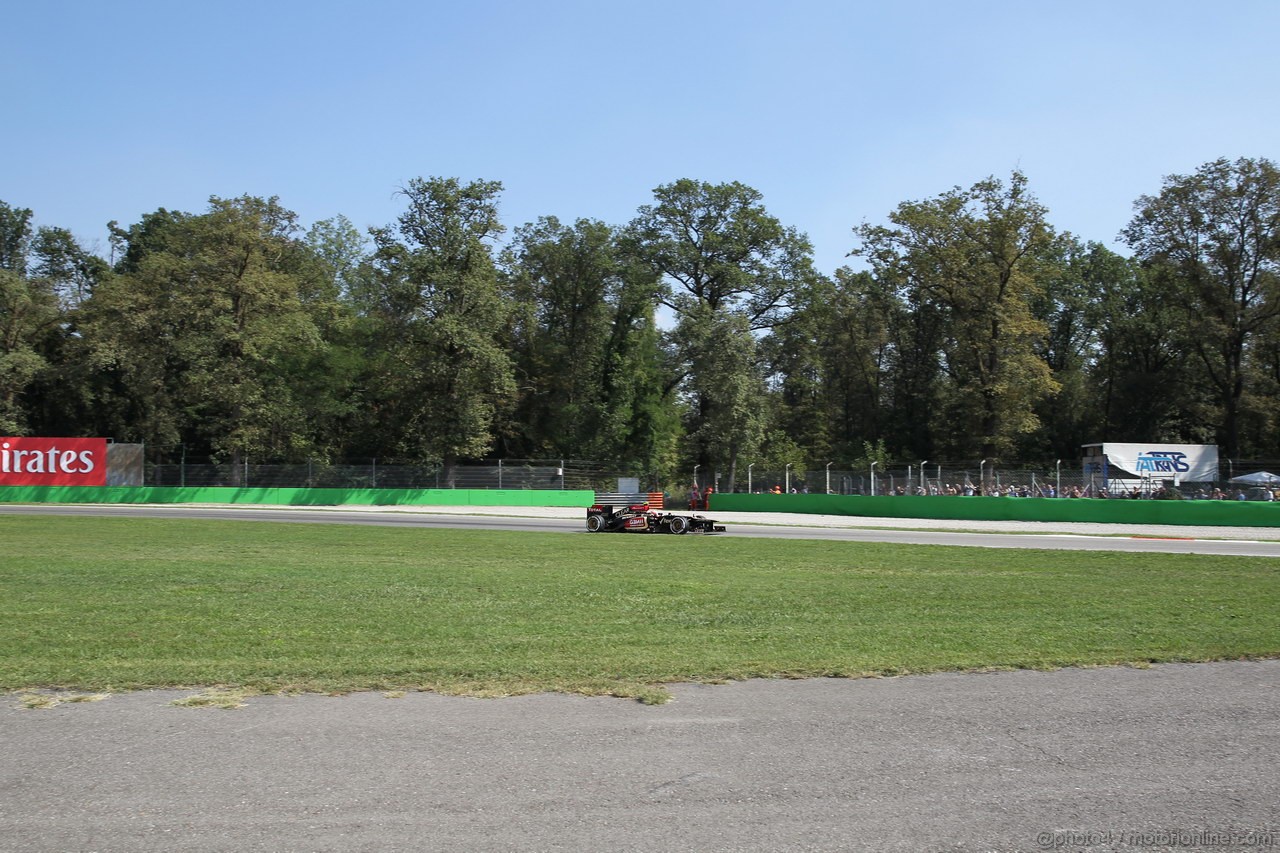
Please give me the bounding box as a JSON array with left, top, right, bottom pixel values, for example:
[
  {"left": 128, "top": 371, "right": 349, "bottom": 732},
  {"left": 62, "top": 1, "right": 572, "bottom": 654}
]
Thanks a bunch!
[
  {"left": 131, "top": 446, "right": 1280, "bottom": 501},
  {"left": 142, "top": 452, "right": 611, "bottom": 491}
]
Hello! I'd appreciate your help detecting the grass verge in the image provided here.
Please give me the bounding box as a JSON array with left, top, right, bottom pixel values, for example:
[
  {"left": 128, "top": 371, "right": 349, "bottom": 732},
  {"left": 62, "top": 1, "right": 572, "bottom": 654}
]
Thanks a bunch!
[{"left": 2, "top": 516, "right": 1278, "bottom": 703}]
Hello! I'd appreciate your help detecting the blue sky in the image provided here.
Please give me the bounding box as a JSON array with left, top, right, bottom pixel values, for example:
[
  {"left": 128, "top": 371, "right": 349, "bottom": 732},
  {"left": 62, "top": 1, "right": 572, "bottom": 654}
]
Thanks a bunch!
[{"left": 6, "top": 0, "right": 1277, "bottom": 276}]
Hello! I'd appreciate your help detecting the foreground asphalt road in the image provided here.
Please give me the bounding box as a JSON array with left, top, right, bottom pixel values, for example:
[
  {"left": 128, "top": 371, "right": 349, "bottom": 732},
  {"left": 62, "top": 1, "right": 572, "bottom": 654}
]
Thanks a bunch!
[{"left": 4, "top": 662, "right": 1279, "bottom": 852}]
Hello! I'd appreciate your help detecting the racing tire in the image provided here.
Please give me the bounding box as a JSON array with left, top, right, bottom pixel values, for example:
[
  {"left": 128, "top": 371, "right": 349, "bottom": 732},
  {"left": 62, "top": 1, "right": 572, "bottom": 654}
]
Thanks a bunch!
[
  {"left": 586, "top": 514, "right": 604, "bottom": 533},
  {"left": 668, "top": 515, "right": 690, "bottom": 535}
]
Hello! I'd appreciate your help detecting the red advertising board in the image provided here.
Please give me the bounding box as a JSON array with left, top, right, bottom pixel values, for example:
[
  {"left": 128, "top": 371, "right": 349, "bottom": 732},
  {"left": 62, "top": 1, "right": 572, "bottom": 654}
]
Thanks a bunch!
[{"left": 0, "top": 437, "right": 108, "bottom": 486}]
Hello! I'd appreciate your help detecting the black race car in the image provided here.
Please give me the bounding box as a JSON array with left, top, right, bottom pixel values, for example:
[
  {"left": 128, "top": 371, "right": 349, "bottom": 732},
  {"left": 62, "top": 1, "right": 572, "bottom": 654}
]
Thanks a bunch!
[{"left": 586, "top": 496, "right": 725, "bottom": 534}]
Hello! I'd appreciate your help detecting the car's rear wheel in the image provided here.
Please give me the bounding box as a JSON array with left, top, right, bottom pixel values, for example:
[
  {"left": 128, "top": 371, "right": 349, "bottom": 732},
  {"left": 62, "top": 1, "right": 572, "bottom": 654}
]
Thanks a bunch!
[
  {"left": 668, "top": 515, "right": 689, "bottom": 535},
  {"left": 586, "top": 514, "right": 604, "bottom": 532}
]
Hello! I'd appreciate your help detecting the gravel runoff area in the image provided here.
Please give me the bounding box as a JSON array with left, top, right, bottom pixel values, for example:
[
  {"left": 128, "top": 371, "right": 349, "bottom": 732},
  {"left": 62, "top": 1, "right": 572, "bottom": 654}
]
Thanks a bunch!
[{"left": 286, "top": 502, "right": 1280, "bottom": 541}]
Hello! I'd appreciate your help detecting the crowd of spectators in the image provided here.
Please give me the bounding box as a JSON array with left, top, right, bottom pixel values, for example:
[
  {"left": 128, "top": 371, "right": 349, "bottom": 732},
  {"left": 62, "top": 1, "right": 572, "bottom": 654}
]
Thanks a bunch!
[{"left": 732, "top": 482, "right": 1280, "bottom": 501}]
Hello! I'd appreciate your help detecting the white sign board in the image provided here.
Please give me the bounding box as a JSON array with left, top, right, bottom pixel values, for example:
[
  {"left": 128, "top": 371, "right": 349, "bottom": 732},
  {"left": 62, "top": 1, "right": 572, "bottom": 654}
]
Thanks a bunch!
[{"left": 1084, "top": 443, "right": 1219, "bottom": 483}]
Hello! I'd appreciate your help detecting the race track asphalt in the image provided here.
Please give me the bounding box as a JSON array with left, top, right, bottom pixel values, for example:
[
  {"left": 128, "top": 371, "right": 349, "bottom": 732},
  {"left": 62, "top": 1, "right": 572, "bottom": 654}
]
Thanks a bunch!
[{"left": 6, "top": 502, "right": 1280, "bottom": 556}]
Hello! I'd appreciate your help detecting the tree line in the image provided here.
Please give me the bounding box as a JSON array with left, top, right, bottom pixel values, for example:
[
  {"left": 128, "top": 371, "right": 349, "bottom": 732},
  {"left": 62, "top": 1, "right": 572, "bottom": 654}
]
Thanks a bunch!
[{"left": 2, "top": 157, "right": 1278, "bottom": 490}]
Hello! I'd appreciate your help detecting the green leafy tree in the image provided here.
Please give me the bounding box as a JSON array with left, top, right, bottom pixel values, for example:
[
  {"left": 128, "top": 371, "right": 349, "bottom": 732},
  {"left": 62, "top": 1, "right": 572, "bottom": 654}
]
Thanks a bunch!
[
  {"left": 1089, "top": 264, "right": 1201, "bottom": 443},
  {"left": 596, "top": 275, "right": 683, "bottom": 484},
  {"left": 854, "top": 172, "right": 1061, "bottom": 461},
  {"left": 500, "top": 216, "right": 618, "bottom": 457},
  {"left": 628, "top": 179, "right": 813, "bottom": 330},
  {"left": 627, "top": 180, "right": 817, "bottom": 480},
  {"left": 0, "top": 202, "right": 44, "bottom": 433},
  {"left": 81, "top": 196, "right": 333, "bottom": 471},
  {"left": 760, "top": 276, "right": 835, "bottom": 466},
  {"left": 1121, "top": 156, "right": 1280, "bottom": 457},
  {"left": 0, "top": 202, "right": 94, "bottom": 435},
  {"left": 673, "top": 305, "right": 766, "bottom": 492},
  {"left": 1244, "top": 315, "right": 1280, "bottom": 456},
  {"left": 366, "top": 177, "right": 516, "bottom": 485},
  {"left": 849, "top": 438, "right": 892, "bottom": 493},
  {"left": 500, "top": 216, "right": 677, "bottom": 479},
  {"left": 1021, "top": 239, "right": 1122, "bottom": 459},
  {"left": 766, "top": 269, "right": 912, "bottom": 465},
  {"left": 305, "top": 214, "right": 370, "bottom": 303}
]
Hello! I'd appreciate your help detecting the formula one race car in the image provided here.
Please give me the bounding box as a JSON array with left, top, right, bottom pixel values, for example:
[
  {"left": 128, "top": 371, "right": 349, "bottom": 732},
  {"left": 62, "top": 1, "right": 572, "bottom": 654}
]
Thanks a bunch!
[{"left": 586, "top": 493, "right": 726, "bottom": 535}]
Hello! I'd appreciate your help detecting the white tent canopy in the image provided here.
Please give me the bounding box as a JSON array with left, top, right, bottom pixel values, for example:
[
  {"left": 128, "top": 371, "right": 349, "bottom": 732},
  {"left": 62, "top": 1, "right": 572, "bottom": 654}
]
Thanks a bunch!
[{"left": 1229, "top": 471, "right": 1280, "bottom": 485}]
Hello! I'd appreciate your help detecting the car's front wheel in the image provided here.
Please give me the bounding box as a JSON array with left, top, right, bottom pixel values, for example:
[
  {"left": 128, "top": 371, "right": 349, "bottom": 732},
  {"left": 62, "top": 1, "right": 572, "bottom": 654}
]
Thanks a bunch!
[{"left": 668, "top": 515, "right": 689, "bottom": 534}]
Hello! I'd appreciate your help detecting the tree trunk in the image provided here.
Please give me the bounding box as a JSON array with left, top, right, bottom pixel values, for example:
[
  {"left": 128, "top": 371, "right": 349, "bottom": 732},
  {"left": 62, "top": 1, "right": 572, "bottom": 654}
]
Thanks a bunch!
[{"left": 443, "top": 451, "right": 457, "bottom": 489}]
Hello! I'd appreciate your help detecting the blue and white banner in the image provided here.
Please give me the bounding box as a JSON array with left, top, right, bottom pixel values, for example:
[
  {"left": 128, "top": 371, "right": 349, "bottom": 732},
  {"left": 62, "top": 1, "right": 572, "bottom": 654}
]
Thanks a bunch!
[{"left": 1091, "top": 443, "right": 1219, "bottom": 483}]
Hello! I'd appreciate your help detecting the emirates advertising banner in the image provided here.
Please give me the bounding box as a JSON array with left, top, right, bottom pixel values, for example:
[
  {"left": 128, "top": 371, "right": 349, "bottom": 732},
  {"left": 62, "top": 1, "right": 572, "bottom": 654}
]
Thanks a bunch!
[{"left": 0, "top": 437, "right": 108, "bottom": 487}]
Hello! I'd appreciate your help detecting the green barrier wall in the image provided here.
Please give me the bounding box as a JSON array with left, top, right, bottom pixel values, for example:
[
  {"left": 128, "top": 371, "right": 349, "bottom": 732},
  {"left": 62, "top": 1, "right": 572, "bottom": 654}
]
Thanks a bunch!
[
  {"left": 709, "top": 492, "right": 1280, "bottom": 528},
  {"left": 0, "top": 486, "right": 596, "bottom": 508}
]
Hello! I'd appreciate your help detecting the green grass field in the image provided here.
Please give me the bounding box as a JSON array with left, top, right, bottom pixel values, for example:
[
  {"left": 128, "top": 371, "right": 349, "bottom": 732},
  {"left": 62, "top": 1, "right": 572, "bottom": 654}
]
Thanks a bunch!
[{"left": 3, "top": 515, "right": 1278, "bottom": 702}]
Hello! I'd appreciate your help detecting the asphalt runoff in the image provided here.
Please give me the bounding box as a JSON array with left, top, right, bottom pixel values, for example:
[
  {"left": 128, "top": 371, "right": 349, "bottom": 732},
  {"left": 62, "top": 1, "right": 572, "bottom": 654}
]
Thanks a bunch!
[{"left": 4, "top": 661, "right": 1279, "bottom": 852}]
